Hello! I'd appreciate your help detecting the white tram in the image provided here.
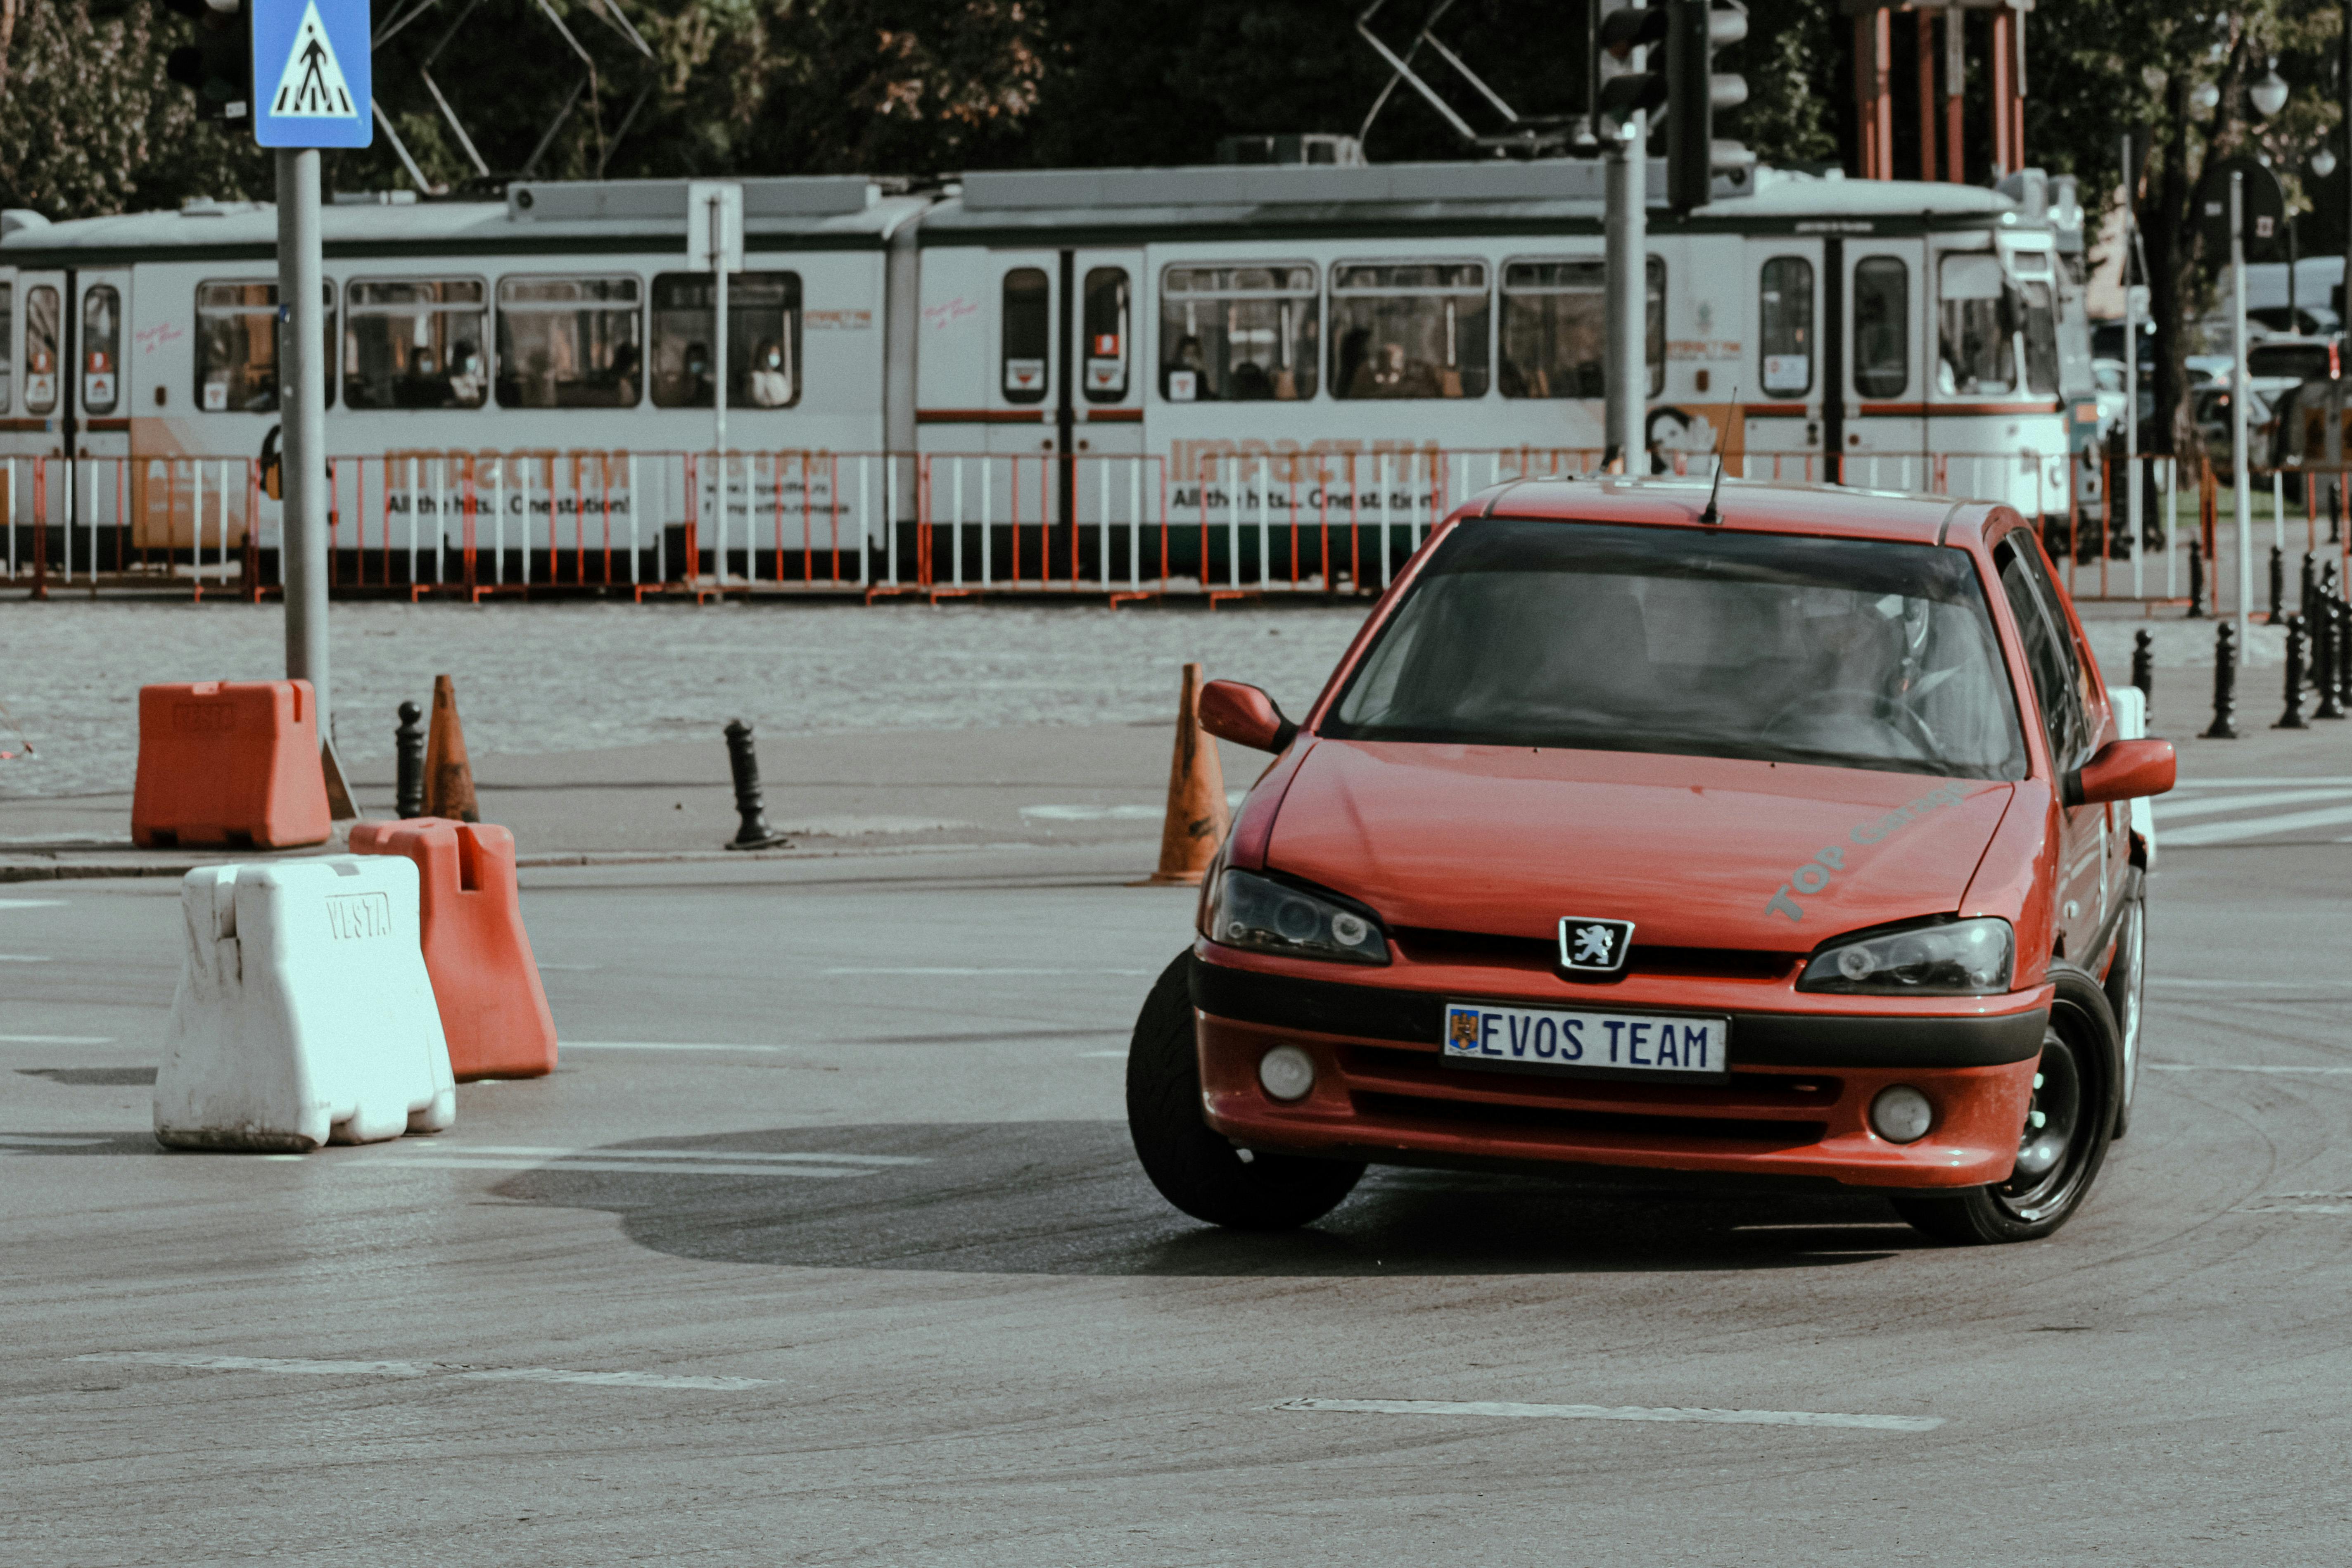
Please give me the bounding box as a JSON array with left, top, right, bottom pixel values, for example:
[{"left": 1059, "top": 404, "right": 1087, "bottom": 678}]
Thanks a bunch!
[{"left": 0, "top": 159, "right": 2079, "bottom": 593}]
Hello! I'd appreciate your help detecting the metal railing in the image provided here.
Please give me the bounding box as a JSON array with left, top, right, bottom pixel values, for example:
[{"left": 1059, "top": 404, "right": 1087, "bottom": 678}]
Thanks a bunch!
[{"left": 3, "top": 442, "right": 2211, "bottom": 603}]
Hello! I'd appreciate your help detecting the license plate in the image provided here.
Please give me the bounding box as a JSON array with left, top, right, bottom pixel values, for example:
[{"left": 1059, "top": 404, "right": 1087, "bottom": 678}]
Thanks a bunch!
[{"left": 1442, "top": 1001, "right": 1730, "bottom": 1082}]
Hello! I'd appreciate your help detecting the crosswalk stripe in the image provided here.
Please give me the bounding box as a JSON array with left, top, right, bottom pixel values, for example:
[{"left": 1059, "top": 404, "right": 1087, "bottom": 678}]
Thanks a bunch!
[
  {"left": 2162, "top": 803, "right": 2352, "bottom": 847},
  {"left": 2153, "top": 787, "right": 2352, "bottom": 822}
]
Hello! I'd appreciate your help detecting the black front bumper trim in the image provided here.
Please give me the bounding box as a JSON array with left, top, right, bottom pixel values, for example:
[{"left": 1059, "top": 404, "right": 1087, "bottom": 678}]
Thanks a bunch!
[{"left": 1191, "top": 957, "right": 2047, "bottom": 1069}]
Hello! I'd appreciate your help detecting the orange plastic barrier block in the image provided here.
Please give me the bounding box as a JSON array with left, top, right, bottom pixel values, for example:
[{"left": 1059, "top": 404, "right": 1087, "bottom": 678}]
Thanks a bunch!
[
  {"left": 131, "top": 681, "right": 332, "bottom": 850},
  {"left": 348, "top": 818, "right": 557, "bottom": 1081}
]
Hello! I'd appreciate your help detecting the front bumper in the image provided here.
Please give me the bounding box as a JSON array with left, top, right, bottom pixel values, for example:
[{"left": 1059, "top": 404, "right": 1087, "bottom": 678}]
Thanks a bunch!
[{"left": 1193, "top": 954, "right": 2048, "bottom": 1190}]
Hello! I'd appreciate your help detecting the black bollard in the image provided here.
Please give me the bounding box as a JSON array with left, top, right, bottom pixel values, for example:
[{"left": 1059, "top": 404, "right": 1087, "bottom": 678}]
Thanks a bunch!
[
  {"left": 722, "top": 719, "right": 789, "bottom": 851},
  {"left": 2269, "top": 545, "right": 2286, "bottom": 623},
  {"left": 2277, "top": 617, "right": 2309, "bottom": 729},
  {"left": 2316, "top": 601, "right": 2346, "bottom": 720},
  {"left": 2204, "top": 623, "right": 2240, "bottom": 739},
  {"left": 2131, "top": 628, "right": 2155, "bottom": 715},
  {"left": 2338, "top": 598, "right": 2352, "bottom": 713},
  {"left": 2188, "top": 543, "right": 2206, "bottom": 618},
  {"left": 2302, "top": 551, "right": 2319, "bottom": 626},
  {"left": 2332, "top": 482, "right": 2344, "bottom": 546},
  {"left": 395, "top": 700, "right": 427, "bottom": 818}
]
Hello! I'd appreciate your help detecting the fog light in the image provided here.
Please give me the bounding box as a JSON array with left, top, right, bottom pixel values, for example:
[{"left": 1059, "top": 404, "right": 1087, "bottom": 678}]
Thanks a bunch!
[
  {"left": 1870, "top": 1085, "right": 1934, "bottom": 1144},
  {"left": 1258, "top": 1044, "right": 1316, "bottom": 1101}
]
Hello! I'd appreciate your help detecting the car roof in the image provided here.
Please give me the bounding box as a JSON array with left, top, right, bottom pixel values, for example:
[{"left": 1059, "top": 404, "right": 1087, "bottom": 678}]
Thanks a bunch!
[{"left": 1470, "top": 476, "right": 1998, "bottom": 548}]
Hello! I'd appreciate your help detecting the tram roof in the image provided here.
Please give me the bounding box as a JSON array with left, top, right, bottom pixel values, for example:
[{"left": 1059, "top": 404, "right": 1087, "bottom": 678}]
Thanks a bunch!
[
  {"left": 920, "top": 161, "right": 2035, "bottom": 246},
  {"left": 0, "top": 177, "right": 927, "bottom": 268}
]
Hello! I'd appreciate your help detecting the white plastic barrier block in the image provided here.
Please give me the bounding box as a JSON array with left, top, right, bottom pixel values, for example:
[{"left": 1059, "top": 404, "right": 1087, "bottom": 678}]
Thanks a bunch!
[{"left": 154, "top": 856, "right": 458, "bottom": 1151}]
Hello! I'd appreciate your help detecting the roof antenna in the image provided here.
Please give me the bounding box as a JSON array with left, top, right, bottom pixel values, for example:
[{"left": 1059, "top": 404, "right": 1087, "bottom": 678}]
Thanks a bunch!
[{"left": 1698, "top": 381, "right": 1738, "bottom": 526}]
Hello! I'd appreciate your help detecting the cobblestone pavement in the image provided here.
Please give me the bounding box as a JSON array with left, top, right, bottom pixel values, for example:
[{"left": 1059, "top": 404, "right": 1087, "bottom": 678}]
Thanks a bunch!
[{"left": 0, "top": 601, "right": 1372, "bottom": 800}]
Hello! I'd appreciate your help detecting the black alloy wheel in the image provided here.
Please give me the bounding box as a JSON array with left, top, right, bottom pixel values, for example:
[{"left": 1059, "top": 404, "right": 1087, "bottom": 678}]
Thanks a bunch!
[
  {"left": 1125, "top": 949, "right": 1365, "bottom": 1230},
  {"left": 1892, "top": 967, "right": 2120, "bottom": 1245}
]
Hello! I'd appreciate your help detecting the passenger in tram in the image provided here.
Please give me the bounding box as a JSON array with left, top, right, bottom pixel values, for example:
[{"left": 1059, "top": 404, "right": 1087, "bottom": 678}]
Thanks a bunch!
[
  {"left": 1229, "top": 361, "right": 1273, "bottom": 400},
  {"left": 681, "top": 342, "right": 711, "bottom": 405},
  {"left": 608, "top": 344, "right": 643, "bottom": 401},
  {"left": 447, "top": 342, "right": 485, "bottom": 406},
  {"left": 1164, "top": 335, "right": 1215, "bottom": 400},
  {"left": 748, "top": 340, "right": 793, "bottom": 408},
  {"left": 1346, "top": 343, "right": 1437, "bottom": 400}
]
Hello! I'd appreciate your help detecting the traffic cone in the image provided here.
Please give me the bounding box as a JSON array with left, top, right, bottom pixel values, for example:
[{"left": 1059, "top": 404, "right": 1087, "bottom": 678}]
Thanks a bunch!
[
  {"left": 1142, "top": 662, "right": 1229, "bottom": 886},
  {"left": 422, "top": 674, "right": 480, "bottom": 823}
]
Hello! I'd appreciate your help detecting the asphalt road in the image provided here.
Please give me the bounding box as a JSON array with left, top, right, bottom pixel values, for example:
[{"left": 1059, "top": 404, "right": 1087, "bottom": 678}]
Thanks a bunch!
[{"left": 5, "top": 833, "right": 2352, "bottom": 1565}]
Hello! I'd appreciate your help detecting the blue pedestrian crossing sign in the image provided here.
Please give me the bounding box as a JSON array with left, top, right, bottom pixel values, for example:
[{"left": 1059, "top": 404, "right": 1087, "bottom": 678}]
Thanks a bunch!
[{"left": 252, "top": 0, "right": 371, "bottom": 149}]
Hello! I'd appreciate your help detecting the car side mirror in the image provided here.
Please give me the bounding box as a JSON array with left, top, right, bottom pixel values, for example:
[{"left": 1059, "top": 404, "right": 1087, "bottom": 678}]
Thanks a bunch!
[
  {"left": 2065, "top": 738, "right": 2176, "bottom": 806},
  {"left": 1199, "top": 679, "right": 1298, "bottom": 753}
]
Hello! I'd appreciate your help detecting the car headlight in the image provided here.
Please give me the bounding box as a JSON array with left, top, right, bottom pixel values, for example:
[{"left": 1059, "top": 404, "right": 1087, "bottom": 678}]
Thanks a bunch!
[
  {"left": 1797, "top": 916, "right": 2013, "bottom": 996},
  {"left": 1206, "top": 868, "right": 1389, "bottom": 965}
]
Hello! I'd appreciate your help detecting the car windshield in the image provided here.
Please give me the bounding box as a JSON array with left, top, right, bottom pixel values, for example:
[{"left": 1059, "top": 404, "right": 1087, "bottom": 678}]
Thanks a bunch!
[{"left": 1326, "top": 515, "right": 2029, "bottom": 780}]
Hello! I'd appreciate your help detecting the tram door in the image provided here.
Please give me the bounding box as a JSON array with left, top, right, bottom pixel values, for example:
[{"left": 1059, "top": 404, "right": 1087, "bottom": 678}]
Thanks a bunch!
[
  {"left": 1744, "top": 240, "right": 1824, "bottom": 485},
  {"left": 1841, "top": 244, "right": 1927, "bottom": 491},
  {"left": 985, "top": 251, "right": 1061, "bottom": 462},
  {"left": 74, "top": 270, "right": 131, "bottom": 464},
  {"left": 1069, "top": 250, "right": 1144, "bottom": 461},
  {"left": 8, "top": 269, "right": 67, "bottom": 458}
]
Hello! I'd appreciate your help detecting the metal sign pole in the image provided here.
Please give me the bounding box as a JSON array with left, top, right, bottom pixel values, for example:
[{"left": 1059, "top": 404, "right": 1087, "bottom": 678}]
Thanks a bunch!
[
  {"left": 2231, "top": 170, "right": 2252, "bottom": 648},
  {"left": 2123, "top": 134, "right": 2143, "bottom": 599},
  {"left": 1604, "top": 114, "right": 1647, "bottom": 473},
  {"left": 279, "top": 147, "right": 328, "bottom": 709}
]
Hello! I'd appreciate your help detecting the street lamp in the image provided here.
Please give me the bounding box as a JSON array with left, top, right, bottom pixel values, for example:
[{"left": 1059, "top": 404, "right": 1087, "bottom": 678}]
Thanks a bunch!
[
  {"left": 2192, "top": 80, "right": 2222, "bottom": 113},
  {"left": 2314, "top": 145, "right": 2340, "bottom": 178},
  {"left": 2252, "top": 61, "right": 2292, "bottom": 119}
]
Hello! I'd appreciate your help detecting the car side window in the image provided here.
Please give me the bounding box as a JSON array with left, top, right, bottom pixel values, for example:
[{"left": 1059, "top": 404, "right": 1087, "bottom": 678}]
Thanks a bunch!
[{"left": 1994, "top": 534, "right": 2087, "bottom": 770}]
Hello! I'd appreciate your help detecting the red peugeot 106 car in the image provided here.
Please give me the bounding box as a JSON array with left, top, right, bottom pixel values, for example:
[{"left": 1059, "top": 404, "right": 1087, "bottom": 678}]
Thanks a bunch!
[{"left": 1126, "top": 477, "right": 2176, "bottom": 1245}]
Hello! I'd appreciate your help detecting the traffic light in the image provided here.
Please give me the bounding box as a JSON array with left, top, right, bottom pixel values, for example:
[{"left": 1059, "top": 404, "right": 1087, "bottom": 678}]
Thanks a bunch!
[
  {"left": 1595, "top": 1, "right": 1668, "bottom": 129},
  {"left": 162, "top": 0, "right": 252, "bottom": 125},
  {"left": 1665, "top": 0, "right": 1752, "bottom": 211}
]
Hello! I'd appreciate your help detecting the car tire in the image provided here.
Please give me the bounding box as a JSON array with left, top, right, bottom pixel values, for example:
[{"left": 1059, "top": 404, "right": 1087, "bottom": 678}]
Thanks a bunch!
[
  {"left": 1891, "top": 967, "right": 2120, "bottom": 1245},
  {"left": 2103, "top": 878, "right": 2146, "bottom": 1141},
  {"left": 1125, "top": 949, "right": 1365, "bottom": 1231}
]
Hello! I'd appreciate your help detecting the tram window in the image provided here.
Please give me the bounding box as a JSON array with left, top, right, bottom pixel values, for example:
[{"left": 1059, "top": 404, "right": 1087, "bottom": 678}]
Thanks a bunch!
[
  {"left": 24, "top": 285, "right": 59, "bottom": 415},
  {"left": 1500, "top": 257, "right": 1662, "bottom": 398},
  {"left": 1852, "top": 257, "right": 1909, "bottom": 398},
  {"left": 2018, "top": 278, "right": 2060, "bottom": 397},
  {"left": 344, "top": 279, "right": 488, "bottom": 410},
  {"left": 495, "top": 275, "right": 642, "bottom": 409},
  {"left": 649, "top": 272, "right": 801, "bottom": 410},
  {"left": 1159, "top": 263, "right": 1319, "bottom": 401},
  {"left": 1001, "top": 268, "right": 1050, "bottom": 403},
  {"left": 1082, "top": 267, "right": 1130, "bottom": 402},
  {"left": 0, "top": 283, "right": 11, "bottom": 413},
  {"left": 80, "top": 287, "right": 121, "bottom": 415},
  {"left": 195, "top": 280, "right": 337, "bottom": 413},
  {"left": 1937, "top": 253, "right": 2015, "bottom": 396},
  {"left": 1757, "top": 257, "right": 1813, "bottom": 396},
  {"left": 1331, "top": 261, "right": 1488, "bottom": 400}
]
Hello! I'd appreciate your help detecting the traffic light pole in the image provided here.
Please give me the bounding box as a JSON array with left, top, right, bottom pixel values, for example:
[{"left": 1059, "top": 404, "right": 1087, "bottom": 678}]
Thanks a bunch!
[
  {"left": 277, "top": 147, "right": 329, "bottom": 719},
  {"left": 1604, "top": 114, "right": 1646, "bottom": 473},
  {"left": 2230, "top": 170, "right": 2252, "bottom": 649}
]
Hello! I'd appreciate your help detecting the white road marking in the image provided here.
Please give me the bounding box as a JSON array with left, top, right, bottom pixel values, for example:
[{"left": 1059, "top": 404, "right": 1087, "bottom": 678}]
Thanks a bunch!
[
  {"left": 2146, "top": 1063, "right": 2352, "bottom": 1075},
  {"left": 356, "top": 1156, "right": 871, "bottom": 1178},
  {"left": 2152, "top": 787, "right": 2352, "bottom": 822},
  {"left": 2168, "top": 776, "right": 2352, "bottom": 788},
  {"left": 825, "top": 966, "right": 1153, "bottom": 977},
  {"left": 0, "top": 1034, "right": 114, "bottom": 1045},
  {"left": 558, "top": 1041, "right": 788, "bottom": 1053},
  {"left": 1080, "top": 1050, "right": 1126, "bottom": 1058},
  {"left": 534, "top": 963, "right": 598, "bottom": 972},
  {"left": 2238, "top": 1196, "right": 2352, "bottom": 1215},
  {"left": 74, "top": 1352, "right": 771, "bottom": 1391},
  {"left": 399, "top": 1144, "right": 926, "bottom": 1167},
  {"left": 0, "top": 899, "right": 64, "bottom": 910},
  {"left": 0, "top": 1134, "right": 111, "bottom": 1146},
  {"left": 2163, "top": 804, "right": 2352, "bottom": 846},
  {"left": 1277, "top": 1397, "right": 1942, "bottom": 1433},
  {"left": 1019, "top": 804, "right": 1163, "bottom": 821},
  {"left": 2149, "top": 977, "right": 2352, "bottom": 991},
  {"left": 0, "top": 954, "right": 52, "bottom": 962}
]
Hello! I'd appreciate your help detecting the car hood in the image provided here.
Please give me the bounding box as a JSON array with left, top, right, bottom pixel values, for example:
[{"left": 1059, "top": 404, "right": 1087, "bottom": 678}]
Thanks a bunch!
[{"left": 1265, "top": 740, "right": 2017, "bottom": 950}]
